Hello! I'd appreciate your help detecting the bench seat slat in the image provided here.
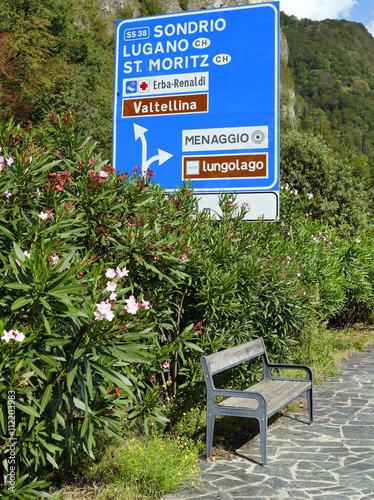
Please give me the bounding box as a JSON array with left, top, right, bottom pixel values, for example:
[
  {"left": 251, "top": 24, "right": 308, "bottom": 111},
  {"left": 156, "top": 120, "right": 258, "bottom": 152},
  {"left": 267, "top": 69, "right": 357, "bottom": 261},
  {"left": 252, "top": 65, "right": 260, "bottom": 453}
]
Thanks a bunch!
[{"left": 217, "top": 379, "right": 311, "bottom": 416}]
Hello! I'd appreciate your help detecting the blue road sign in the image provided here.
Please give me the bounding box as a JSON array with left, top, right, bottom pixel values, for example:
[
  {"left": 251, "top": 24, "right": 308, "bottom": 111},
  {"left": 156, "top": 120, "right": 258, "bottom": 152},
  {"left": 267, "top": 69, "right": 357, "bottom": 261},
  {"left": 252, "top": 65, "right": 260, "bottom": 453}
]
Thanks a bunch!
[{"left": 113, "top": 2, "right": 279, "bottom": 220}]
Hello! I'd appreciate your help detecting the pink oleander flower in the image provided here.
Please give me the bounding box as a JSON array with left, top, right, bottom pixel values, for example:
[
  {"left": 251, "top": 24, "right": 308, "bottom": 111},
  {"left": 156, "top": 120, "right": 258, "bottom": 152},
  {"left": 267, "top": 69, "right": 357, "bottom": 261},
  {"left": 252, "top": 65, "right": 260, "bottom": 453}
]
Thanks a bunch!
[
  {"left": 38, "top": 211, "right": 49, "bottom": 220},
  {"left": 355, "top": 239, "right": 361, "bottom": 243},
  {"left": 4, "top": 190, "right": 11, "bottom": 198},
  {"left": 161, "top": 361, "right": 170, "bottom": 369},
  {"left": 140, "top": 299, "right": 150, "bottom": 310},
  {"left": 51, "top": 254, "right": 59, "bottom": 265},
  {"left": 94, "top": 300, "right": 115, "bottom": 321},
  {"left": 110, "top": 292, "right": 117, "bottom": 301},
  {"left": 1, "top": 329, "right": 25, "bottom": 342},
  {"left": 125, "top": 295, "right": 139, "bottom": 314},
  {"left": 6, "top": 157, "right": 14, "bottom": 166},
  {"left": 0, "top": 155, "right": 4, "bottom": 163},
  {"left": 105, "top": 268, "right": 116, "bottom": 279},
  {"left": 116, "top": 266, "right": 129, "bottom": 278},
  {"left": 181, "top": 254, "right": 187, "bottom": 261},
  {"left": 307, "top": 193, "right": 313, "bottom": 199},
  {"left": 106, "top": 281, "right": 117, "bottom": 292},
  {"left": 1, "top": 330, "right": 15, "bottom": 343},
  {"left": 99, "top": 170, "right": 109, "bottom": 178},
  {"left": 23, "top": 250, "right": 30, "bottom": 258},
  {"left": 24, "top": 168, "right": 29, "bottom": 174},
  {"left": 13, "top": 330, "right": 25, "bottom": 342}
]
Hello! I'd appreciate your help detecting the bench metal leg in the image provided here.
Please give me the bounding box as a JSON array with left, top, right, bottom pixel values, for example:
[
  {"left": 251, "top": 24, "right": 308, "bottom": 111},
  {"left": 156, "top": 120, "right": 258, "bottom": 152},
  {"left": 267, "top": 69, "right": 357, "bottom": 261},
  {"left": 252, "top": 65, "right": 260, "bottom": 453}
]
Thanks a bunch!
[
  {"left": 307, "top": 386, "right": 314, "bottom": 423},
  {"left": 259, "top": 416, "right": 267, "bottom": 465},
  {"left": 206, "top": 412, "right": 215, "bottom": 459}
]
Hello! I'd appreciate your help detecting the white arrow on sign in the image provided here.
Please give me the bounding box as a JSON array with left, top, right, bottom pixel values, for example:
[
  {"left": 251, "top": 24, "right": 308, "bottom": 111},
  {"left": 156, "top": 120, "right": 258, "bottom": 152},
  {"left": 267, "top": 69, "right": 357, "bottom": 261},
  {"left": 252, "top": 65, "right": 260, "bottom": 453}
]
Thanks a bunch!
[{"left": 133, "top": 123, "right": 173, "bottom": 176}]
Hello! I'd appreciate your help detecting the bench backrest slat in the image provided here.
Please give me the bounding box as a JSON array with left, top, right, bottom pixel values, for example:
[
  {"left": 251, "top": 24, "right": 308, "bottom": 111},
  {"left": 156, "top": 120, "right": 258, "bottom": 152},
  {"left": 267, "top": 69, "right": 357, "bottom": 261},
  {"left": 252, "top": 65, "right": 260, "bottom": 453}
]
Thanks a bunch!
[{"left": 206, "top": 337, "right": 265, "bottom": 375}]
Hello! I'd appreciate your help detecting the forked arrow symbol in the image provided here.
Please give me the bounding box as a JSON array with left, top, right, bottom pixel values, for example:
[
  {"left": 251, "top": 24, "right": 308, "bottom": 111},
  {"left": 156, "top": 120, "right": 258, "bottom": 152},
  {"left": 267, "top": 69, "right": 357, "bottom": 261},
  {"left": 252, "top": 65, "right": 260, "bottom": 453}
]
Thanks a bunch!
[{"left": 134, "top": 123, "right": 173, "bottom": 176}]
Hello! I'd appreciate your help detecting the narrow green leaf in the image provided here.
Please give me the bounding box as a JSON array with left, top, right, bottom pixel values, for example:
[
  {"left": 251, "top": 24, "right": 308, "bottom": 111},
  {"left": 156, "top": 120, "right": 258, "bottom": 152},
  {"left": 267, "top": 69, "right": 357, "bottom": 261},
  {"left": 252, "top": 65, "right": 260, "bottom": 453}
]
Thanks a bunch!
[
  {"left": 80, "top": 417, "right": 89, "bottom": 437},
  {"left": 4, "top": 283, "right": 32, "bottom": 290},
  {"left": 48, "top": 284, "right": 87, "bottom": 297},
  {"left": 46, "top": 453, "right": 59, "bottom": 469},
  {"left": 90, "top": 361, "right": 133, "bottom": 393},
  {"left": 73, "top": 397, "right": 92, "bottom": 413},
  {"left": 73, "top": 346, "right": 86, "bottom": 360},
  {"left": 38, "top": 353, "right": 60, "bottom": 367},
  {"left": 13, "top": 242, "right": 26, "bottom": 262},
  {"left": 40, "top": 297, "right": 51, "bottom": 310},
  {"left": 11, "top": 297, "right": 33, "bottom": 310},
  {"left": 67, "top": 363, "right": 78, "bottom": 391},
  {"left": 13, "top": 400, "right": 40, "bottom": 417},
  {"left": 40, "top": 384, "right": 53, "bottom": 413}
]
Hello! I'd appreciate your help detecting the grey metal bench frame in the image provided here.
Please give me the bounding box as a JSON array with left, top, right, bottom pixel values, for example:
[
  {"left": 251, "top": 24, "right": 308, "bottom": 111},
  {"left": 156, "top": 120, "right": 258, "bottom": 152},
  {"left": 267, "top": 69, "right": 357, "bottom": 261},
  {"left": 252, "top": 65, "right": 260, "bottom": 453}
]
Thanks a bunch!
[{"left": 200, "top": 337, "right": 313, "bottom": 465}]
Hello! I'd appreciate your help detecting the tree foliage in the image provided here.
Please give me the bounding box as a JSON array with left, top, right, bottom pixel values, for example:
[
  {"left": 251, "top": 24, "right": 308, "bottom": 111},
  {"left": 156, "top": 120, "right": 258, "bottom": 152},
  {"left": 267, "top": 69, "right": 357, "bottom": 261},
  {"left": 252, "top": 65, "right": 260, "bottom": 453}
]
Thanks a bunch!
[
  {"left": 281, "top": 13, "right": 374, "bottom": 185},
  {"left": 280, "top": 130, "right": 369, "bottom": 235}
]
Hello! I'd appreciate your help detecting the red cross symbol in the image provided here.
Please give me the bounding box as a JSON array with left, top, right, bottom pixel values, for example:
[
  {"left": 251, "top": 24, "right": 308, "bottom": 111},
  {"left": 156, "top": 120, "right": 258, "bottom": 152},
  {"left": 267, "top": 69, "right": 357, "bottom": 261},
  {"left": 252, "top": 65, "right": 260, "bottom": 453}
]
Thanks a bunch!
[{"left": 140, "top": 81, "right": 148, "bottom": 91}]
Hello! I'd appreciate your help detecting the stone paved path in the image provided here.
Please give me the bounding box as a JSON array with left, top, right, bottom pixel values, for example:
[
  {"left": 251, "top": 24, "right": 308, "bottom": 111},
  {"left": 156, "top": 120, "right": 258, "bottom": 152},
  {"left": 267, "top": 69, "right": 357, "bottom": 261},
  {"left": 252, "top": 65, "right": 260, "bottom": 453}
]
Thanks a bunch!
[{"left": 162, "top": 344, "right": 374, "bottom": 499}]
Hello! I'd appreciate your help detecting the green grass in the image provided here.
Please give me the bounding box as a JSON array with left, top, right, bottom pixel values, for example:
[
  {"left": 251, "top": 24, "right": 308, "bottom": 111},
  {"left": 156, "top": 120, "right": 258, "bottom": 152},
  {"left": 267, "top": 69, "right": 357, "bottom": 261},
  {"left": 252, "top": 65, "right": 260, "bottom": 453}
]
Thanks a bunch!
[
  {"left": 51, "top": 433, "right": 200, "bottom": 500},
  {"left": 294, "top": 322, "right": 374, "bottom": 384}
]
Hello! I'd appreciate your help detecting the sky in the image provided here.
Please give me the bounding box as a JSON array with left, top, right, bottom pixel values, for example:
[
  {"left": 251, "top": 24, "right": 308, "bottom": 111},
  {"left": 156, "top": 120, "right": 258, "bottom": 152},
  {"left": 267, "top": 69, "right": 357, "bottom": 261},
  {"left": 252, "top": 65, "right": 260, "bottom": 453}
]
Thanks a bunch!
[{"left": 279, "top": 0, "right": 374, "bottom": 36}]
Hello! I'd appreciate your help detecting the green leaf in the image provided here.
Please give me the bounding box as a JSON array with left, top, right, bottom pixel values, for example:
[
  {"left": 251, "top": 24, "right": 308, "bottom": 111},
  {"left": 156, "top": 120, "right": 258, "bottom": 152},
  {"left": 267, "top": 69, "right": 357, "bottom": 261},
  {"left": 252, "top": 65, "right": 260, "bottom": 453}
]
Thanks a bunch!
[
  {"left": 13, "top": 400, "right": 40, "bottom": 417},
  {"left": 73, "top": 345, "right": 86, "bottom": 359},
  {"left": 73, "top": 397, "right": 93, "bottom": 413},
  {"left": 13, "top": 242, "right": 26, "bottom": 262},
  {"left": 83, "top": 356, "right": 93, "bottom": 398},
  {"left": 39, "top": 385, "right": 53, "bottom": 413},
  {"left": 47, "top": 284, "right": 87, "bottom": 297},
  {"left": 4, "top": 283, "right": 32, "bottom": 290},
  {"left": 46, "top": 453, "right": 59, "bottom": 469},
  {"left": 67, "top": 363, "right": 78, "bottom": 391},
  {"left": 40, "top": 297, "right": 51, "bottom": 310},
  {"left": 80, "top": 416, "right": 89, "bottom": 437},
  {"left": 38, "top": 353, "right": 60, "bottom": 367},
  {"left": 11, "top": 297, "right": 33, "bottom": 310},
  {"left": 90, "top": 361, "right": 133, "bottom": 394}
]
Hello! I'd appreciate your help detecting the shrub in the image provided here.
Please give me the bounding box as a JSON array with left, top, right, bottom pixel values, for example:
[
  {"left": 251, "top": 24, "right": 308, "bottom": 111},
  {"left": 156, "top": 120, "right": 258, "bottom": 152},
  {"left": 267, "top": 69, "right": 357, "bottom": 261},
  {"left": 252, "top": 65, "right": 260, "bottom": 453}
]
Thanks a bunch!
[
  {"left": 2, "top": 112, "right": 374, "bottom": 497},
  {"left": 280, "top": 130, "right": 369, "bottom": 235}
]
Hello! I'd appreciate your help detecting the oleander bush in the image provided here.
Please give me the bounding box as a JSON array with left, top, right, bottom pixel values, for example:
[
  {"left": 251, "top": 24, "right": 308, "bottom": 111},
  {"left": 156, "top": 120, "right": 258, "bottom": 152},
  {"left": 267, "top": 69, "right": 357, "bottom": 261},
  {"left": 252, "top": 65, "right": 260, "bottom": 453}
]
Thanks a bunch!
[{"left": 1, "top": 112, "right": 374, "bottom": 497}]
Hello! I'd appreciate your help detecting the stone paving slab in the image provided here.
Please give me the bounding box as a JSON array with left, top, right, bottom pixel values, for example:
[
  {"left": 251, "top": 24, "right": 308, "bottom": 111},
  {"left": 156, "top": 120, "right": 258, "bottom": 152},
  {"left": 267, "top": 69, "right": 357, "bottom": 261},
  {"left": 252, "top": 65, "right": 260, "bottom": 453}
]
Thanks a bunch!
[{"left": 162, "top": 345, "right": 374, "bottom": 500}]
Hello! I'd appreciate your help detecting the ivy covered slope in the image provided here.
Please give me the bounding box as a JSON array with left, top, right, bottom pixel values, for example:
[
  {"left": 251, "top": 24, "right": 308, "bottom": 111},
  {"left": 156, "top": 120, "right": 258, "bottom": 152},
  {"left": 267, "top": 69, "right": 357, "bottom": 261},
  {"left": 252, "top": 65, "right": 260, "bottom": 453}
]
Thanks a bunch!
[{"left": 281, "top": 13, "right": 374, "bottom": 185}]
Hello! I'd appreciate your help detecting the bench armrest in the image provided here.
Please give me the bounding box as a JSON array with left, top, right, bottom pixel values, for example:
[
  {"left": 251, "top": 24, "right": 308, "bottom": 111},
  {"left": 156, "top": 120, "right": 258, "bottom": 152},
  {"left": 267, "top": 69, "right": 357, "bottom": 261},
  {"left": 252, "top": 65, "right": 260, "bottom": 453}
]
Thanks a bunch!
[
  {"left": 264, "top": 362, "right": 313, "bottom": 381},
  {"left": 209, "top": 388, "right": 267, "bottom": 405}
]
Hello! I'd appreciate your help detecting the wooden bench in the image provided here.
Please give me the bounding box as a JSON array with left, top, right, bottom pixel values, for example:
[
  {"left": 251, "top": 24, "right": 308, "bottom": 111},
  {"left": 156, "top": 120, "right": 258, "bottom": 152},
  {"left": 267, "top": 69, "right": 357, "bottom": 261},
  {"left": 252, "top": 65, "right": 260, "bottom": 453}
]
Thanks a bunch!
[{"left": 200, "top": 337, "right": 313, "bottom": 465}]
